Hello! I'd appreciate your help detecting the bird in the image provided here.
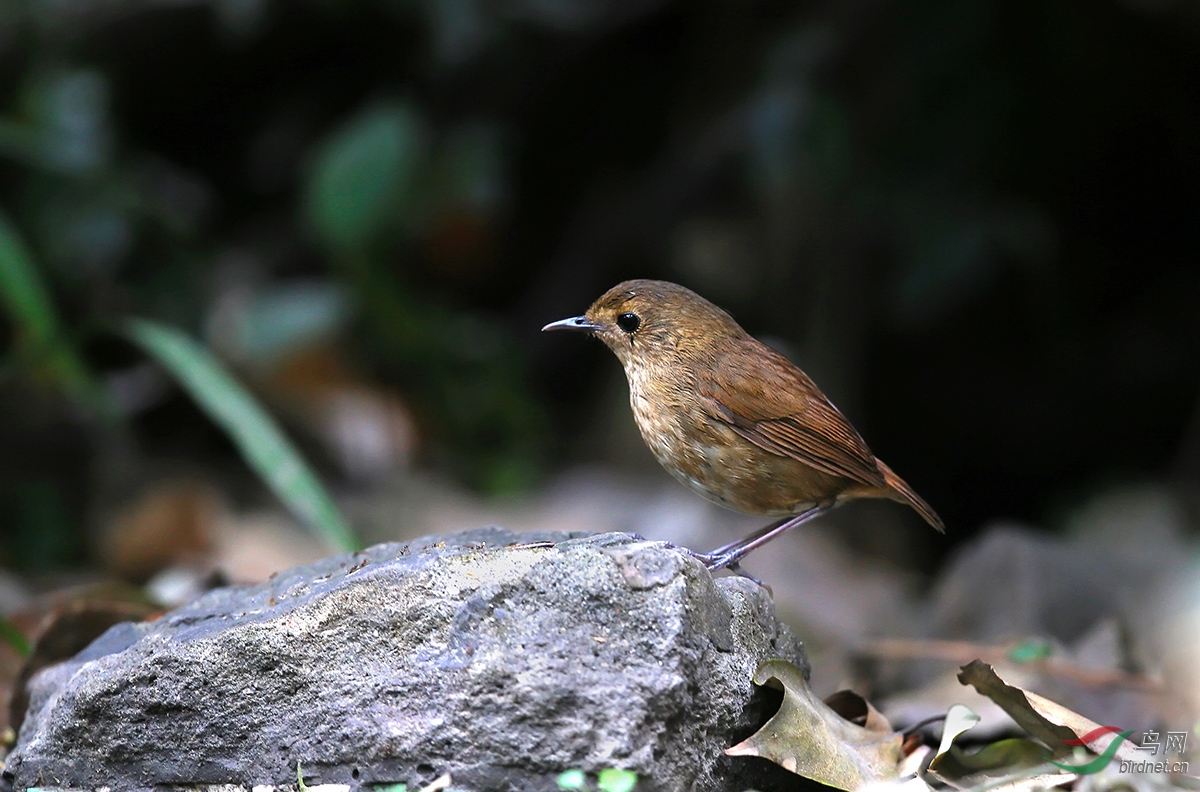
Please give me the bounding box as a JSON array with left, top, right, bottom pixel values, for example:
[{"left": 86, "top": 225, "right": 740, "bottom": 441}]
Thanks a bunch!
[{"left": 542, "top": 279, "right": 943, "bottom": 572}]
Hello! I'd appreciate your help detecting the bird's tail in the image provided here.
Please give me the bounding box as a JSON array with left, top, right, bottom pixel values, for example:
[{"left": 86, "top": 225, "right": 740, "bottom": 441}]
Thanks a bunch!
[{"left": 876, "top": 460, "right": 945, "bottom": 533}]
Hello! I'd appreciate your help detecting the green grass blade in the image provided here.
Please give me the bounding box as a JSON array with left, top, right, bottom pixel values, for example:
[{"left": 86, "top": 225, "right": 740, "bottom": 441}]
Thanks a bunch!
[
  {"left": 124, "top": 318, "right": 359, "bottom": 553},
  {"left": 0, "top": 209, "right": 101, "bottom": 410},
  {"left": 0, "top": 615, "right": 30, "bottom": 657},
  {"left": 0, "top": 211, "right": 55, "bottom": 341}
]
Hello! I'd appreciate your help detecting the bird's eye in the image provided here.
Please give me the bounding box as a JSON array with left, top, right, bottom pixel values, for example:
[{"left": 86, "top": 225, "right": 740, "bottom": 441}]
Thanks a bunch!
[{"left": 617, "top": 312, "right": 641, "bottom": 333}]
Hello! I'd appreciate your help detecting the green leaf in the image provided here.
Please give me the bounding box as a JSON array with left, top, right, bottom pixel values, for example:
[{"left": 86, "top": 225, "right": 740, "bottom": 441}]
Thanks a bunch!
[
  {"left": 305, "top": 103, "right": 427, "bottom": 251},
  {"left": 124, "top": 318, "right": 358, "bottom": 553},
  {"left": 927, "top": 702, "right": 1072, "bottom": 789},
  {"left": 556, "top": 770, "right": 587, "bottom": 791},
  {"left": 596, "top": 769, "right": 637, "bottom": 792},
  {"left": 930, "top": 738, "right": 1052, "bottom": 781},
  {"left": 0, "top": 615, "right": 29, "bottom": 657},
  {"left": 0, "top": 208, "right": 100, "bottom": 409}
]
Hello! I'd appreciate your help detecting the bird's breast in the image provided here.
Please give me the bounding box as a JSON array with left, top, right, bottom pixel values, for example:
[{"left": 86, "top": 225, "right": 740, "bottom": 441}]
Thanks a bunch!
[{"left": 624, "top": 365, "right": 827, "bottom": 515}]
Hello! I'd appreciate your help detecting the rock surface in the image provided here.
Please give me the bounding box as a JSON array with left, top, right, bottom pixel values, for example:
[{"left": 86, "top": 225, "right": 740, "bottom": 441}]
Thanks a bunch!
[{"left": 6, "top": 528, "right": 807, "bottom": 792}]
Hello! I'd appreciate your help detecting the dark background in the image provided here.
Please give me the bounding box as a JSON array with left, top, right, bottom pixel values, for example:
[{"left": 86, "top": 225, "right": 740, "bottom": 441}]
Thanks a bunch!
[{"left": 0, "top": 0, "right": 1197, "bottom": 575}]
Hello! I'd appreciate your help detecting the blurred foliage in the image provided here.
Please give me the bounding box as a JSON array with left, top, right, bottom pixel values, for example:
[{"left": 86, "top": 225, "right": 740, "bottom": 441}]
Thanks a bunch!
[
  {"left": 125, "top": 318, "right": 357, "bottom": 553},
  {"left": 0, "top": 0, "right": 1195, "bottom": 569},
  {"left": 0, "top": 209, "right": 100, "bottom": 412},
  {"left": 304, "top": 102, "right": 428, "bottom": 252}
]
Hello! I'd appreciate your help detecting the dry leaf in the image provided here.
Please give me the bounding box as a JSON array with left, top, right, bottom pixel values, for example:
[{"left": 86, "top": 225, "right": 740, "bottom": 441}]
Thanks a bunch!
[
  {"left": 825, "top": 689, "right": 893, "bottom": 732},
  {"left": 416, "top": 773, "right": 452, "bottom": 792},
  {"left": 100, "top": 479, "right": 220, "bottom": 581},
  {"left": 958, "top": 660, "right": 1141, "bottom": 762},
  {"left": 725, "top": 658, "right": 904, "bottom": 790}
]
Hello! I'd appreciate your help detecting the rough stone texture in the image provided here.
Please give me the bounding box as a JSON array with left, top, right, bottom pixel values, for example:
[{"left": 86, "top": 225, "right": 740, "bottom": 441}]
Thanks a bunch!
[{"left": 6, "top": 528, "right": 807, "bottom": 792}]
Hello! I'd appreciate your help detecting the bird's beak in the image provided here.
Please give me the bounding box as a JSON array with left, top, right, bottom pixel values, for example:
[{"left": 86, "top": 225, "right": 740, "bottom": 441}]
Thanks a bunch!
[{"left": 542, "top": 315, "right": 601, "bottom": 333}]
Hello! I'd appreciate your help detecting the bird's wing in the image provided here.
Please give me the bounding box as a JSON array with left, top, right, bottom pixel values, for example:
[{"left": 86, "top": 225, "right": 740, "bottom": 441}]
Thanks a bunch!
[{"left": 697, "top": 343, "right": 887, "bottom": 489}]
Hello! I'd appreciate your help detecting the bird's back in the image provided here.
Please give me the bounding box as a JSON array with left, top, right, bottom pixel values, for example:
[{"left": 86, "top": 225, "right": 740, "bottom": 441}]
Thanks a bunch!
[{"left": 628, "top": 324, "right": 944, "bottom": 529}]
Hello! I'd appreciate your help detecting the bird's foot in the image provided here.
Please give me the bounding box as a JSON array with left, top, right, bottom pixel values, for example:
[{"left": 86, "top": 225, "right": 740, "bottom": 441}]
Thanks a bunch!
[
  {"left": 683, "top": 548, "right": 721, "bottom": 568},
  {"left": 686, "top": 549, "right": 734, "bottom": 571},
  {"left": 683, "top": 549, "right": 772, "bottom": 591},
  {"left": 727, "top": 562, "right": 772, "bottom": 594}
]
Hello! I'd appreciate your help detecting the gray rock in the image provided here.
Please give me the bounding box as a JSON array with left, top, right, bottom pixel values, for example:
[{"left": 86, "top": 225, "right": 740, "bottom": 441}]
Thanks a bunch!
[{"left": 6, "top": 528, "right": 807, "bottom": 792}]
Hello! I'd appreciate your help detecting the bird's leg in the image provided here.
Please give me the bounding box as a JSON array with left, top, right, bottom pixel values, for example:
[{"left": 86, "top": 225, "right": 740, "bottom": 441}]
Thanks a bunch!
[
  {"left": 704, "top": 516, "right": 792, "bottom": 558},
  {"left": 663, "top": 519, "right": 787, "bottom": 556},
  {"left": 694, "top": 503, "right": 833, "bottom": 571}
]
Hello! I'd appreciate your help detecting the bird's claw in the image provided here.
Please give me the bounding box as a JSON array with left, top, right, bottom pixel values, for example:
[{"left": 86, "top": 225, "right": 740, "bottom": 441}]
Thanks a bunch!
[
  {"left": 681, "top": 549, "right": 772, "bottom": 592},
  {"left": 726, "top": 562, "right": 771, "bottom": 594}
]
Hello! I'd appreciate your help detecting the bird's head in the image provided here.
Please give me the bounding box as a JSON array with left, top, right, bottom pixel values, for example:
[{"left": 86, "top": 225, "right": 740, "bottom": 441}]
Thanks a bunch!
[{"left": 542, "top": 279, "right": 740, "bottom": 370}]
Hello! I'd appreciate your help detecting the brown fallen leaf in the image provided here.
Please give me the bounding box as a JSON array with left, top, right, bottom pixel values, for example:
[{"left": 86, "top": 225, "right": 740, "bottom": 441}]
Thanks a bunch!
[
  {"left": 725, "top": 658, "right": 904, "bottom": 790},
  {"left": 957, "top": 659, "right": 1141, "bottom": 763},
  {"left": 824, "top": 689, "right": 893, "bottom": 732},
  {"left": 99, "top": 478, "right": 220, "bottom": 582},
  {"left": 259, "top": 344, "right": 418, "bottom": 483}
]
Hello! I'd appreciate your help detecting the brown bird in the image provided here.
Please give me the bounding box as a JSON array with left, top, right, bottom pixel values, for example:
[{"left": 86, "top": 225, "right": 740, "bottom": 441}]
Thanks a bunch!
[{"left": 543, "top": 279, "right": 943, "bottom": 572}]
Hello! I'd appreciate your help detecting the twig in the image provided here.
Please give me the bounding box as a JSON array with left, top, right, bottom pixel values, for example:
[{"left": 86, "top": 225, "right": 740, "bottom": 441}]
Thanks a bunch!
[{"left": 858, "top": 639, "right": 1165, "bottom": 693}]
